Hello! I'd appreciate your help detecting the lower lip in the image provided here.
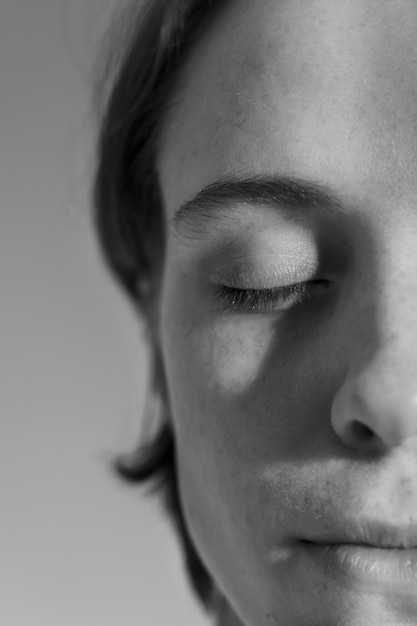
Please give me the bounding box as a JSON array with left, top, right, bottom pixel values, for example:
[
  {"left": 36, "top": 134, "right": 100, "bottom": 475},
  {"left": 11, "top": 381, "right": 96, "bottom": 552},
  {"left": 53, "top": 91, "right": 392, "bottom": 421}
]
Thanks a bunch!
[{"left": 301, "top": 542, "right": 417, "bottom": 593}]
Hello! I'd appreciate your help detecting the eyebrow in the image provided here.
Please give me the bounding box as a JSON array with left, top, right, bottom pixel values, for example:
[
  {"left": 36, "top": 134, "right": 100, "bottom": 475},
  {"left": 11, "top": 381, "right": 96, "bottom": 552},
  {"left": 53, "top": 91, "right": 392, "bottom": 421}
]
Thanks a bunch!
[{"left": 171, "top": 174, "right": 345, "bottom": 233}]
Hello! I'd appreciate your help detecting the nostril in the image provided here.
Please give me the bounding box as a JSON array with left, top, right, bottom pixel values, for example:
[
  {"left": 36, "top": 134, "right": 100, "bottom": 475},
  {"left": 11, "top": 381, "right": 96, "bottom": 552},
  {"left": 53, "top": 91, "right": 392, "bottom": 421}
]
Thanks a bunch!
[{"left": 350, "top": 420, "right": 375, "bottom": 442}]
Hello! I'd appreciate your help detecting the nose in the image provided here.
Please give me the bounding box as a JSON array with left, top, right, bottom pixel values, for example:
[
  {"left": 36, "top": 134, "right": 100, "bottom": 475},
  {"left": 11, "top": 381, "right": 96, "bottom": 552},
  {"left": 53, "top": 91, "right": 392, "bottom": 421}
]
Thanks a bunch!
[
  {"left": 331, "top": 295, "right": 417, "bottom": 454},
  {"left": 331, "top": 353, "right": 417, "bottom": 454}
]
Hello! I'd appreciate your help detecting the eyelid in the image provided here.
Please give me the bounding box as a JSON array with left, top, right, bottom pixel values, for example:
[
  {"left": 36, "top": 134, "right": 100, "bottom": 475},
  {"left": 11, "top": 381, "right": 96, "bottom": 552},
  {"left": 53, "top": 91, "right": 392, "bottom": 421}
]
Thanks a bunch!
[
  {"left": 214, "top": 280, "right": 331, "bottom": 314},
  {"left": 209, "top": 261, "right": 320, "bottom": 290}
]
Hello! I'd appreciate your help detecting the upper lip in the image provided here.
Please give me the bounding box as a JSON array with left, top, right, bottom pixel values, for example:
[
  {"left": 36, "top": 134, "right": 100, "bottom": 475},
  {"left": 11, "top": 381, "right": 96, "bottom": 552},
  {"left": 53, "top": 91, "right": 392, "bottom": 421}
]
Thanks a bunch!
[{"left": 305, "top": 519, "right": 417, "bottom": 549}]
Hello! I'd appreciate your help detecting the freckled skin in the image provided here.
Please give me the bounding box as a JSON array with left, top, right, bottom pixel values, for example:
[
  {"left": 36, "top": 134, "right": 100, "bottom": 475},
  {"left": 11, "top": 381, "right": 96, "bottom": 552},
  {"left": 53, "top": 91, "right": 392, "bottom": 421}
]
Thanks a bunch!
[{"left": 157, "top": 1, "right": 417, "bottom": 624}]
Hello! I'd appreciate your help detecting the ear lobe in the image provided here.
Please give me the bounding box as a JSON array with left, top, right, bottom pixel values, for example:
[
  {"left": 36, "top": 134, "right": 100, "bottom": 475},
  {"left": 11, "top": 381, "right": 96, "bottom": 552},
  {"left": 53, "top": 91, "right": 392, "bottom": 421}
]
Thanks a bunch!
[
  {"left": 133, "top": 272, "right": 161, "bottom": 337},
  {"left": 136, "top": 274, "right": 151, "bottom": 297}
]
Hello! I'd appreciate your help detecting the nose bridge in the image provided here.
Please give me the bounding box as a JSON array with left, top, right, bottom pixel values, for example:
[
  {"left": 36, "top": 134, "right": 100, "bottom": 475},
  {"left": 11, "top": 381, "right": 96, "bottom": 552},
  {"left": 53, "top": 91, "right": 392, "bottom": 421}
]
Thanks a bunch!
[
  {"left": 355, "top": 218, "right": 417, "bottom": 350},
  {"left": 331, "top": 221, "right": 417, "bottom": 452}
]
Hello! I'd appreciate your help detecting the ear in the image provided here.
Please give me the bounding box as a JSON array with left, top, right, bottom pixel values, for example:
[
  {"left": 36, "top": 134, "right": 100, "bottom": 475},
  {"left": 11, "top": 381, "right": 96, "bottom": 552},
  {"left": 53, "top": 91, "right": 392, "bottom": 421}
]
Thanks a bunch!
[{"left": 133, "top": 272, "right": 161, "bottom": 339}]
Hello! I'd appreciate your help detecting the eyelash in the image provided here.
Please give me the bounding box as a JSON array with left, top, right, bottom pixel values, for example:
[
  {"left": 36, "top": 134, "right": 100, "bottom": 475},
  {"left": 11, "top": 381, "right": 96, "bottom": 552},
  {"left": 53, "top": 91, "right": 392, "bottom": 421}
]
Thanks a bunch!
[{"left": 214, "top": 280, "right": 330, "bottom": 314}]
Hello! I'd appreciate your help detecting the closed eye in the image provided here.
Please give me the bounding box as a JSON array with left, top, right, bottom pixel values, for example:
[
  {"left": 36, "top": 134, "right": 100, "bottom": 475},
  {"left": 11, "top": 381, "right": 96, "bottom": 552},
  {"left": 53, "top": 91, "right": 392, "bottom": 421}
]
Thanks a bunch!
[{"left": 214, "top": 280, "right": 331, "bottom": 314}]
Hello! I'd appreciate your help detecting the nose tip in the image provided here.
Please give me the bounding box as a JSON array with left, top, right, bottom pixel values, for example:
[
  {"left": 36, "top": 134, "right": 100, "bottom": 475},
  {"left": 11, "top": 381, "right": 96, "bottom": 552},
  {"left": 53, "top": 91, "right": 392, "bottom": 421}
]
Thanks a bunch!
[{"left": 331, "top": 369, "right": 417, "bottom": 454}]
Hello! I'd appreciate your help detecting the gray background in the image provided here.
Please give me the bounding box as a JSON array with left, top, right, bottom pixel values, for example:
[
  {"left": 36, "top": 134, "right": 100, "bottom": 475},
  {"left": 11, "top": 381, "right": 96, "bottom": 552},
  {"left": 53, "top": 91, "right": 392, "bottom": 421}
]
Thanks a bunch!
[{"left": 1, "top": 1, "right": 208, "bottom": 624}]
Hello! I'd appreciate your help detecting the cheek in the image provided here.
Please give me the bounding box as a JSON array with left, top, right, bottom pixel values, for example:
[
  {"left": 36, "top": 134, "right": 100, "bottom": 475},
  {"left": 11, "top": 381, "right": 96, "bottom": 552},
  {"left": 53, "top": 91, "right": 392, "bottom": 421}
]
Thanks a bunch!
[
  {"left": 158, "top": 268, "right": 347, "bottom": 621},
  {"left": 159, "top": 270, "right": 333, "bottom": 476}
]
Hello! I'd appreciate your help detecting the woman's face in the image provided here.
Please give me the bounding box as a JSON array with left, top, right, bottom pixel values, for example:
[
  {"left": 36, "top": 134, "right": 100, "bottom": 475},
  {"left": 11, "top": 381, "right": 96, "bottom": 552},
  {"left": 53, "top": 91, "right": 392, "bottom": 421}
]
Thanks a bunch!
[{"left": 157, "top": 0, "right": 417, "bottom": 624}]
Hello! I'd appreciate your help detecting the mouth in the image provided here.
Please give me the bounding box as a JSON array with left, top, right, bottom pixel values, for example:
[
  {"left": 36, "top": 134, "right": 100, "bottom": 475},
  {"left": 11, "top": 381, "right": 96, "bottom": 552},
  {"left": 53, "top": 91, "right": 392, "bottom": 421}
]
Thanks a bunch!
[
  {"left": 301, "top": 542, "right": 417, "bottom": 592},
  {"left": 304, "top": 518, "right": 417, "bottom": 550},
  {"left": 299, "top": 521, "right": 417, "bottom": 593}
]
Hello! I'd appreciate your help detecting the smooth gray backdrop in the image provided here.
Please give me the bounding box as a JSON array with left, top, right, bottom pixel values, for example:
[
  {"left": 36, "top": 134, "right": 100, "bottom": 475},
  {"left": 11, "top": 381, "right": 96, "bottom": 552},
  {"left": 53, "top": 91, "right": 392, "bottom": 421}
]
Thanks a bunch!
[{"left": 1, "top": 1, "right": 208, "bottom": 624}]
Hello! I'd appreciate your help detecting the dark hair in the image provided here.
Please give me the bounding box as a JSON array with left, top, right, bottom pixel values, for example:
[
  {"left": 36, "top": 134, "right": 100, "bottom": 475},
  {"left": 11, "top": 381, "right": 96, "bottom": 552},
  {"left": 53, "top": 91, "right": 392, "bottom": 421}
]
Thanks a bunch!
[{"left": 92, "top": 0, "right": 223, "bottom": 615}]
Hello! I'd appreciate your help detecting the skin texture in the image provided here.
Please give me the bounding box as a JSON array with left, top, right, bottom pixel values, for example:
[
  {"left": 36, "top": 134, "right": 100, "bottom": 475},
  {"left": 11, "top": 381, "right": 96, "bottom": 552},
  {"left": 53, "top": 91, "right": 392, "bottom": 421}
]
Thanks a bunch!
[{"left": 156, "top": 0, "right": 417, "bottom": 624}]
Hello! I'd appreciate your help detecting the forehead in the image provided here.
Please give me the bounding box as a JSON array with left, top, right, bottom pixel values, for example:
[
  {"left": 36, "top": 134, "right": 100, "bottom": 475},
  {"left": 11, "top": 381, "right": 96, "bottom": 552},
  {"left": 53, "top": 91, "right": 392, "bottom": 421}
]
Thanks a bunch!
[{"left": 158, "top": 0, "right": 417, "bottom": 215}]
